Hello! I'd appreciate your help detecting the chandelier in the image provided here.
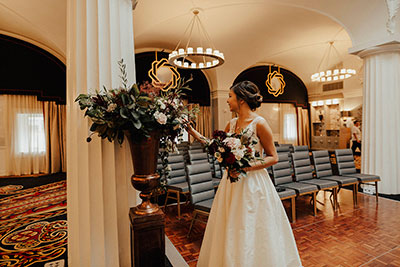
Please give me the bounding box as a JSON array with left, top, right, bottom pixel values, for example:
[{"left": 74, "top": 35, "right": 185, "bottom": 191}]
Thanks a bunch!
[
  {"left": 311, "top": 41, "right": 356, "bottom": 82},
  {"left": 168, "top": 9, "right": 225, "bottom": 70}
]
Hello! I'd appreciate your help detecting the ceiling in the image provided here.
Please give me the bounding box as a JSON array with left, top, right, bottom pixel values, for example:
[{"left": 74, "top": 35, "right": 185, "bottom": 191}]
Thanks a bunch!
[
  {"left": 0, "top": 0, "right": 366, "bottom": 90},
  {"left": 133, "top": 0, "right": 362, "bottom": 90}
]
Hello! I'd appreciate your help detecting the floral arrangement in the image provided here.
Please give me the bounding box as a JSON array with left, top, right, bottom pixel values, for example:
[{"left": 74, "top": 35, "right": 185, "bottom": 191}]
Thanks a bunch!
[
  {"left": 205, "top": 129, "right": 262, "bottom": 183},
  {"left": 75, "top": 59, "right": 198, "bottom": 146}
]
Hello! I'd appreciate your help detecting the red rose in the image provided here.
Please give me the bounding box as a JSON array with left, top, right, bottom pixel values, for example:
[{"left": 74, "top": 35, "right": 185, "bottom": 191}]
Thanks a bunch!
[{"left": 225, "top": 152, "right": 236, "bottom": 164}]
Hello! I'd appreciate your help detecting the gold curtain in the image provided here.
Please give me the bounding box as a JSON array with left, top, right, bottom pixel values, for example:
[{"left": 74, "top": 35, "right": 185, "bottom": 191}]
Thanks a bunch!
[
  {"left": 44, "top": 102, "right": 67, "bottom": 173},
  {"left": 296, "top": 107, "right": 310, "bottom": 146},
  {"left": 188, "top": 104, "right": 212, "bottom": 143}
]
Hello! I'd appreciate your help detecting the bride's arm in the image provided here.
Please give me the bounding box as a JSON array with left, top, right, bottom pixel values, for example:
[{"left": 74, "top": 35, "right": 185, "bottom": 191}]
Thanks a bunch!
[
  {"left": 244, "top": 120, "right": 278, "bottom": 172},
  {"left": 185, "top": 120, "right": 231, "bottom": 144}
]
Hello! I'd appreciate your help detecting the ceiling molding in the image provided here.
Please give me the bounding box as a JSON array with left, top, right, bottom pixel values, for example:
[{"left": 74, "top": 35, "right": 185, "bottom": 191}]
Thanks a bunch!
[{"left": 0, "top": 30, "right": 65, "bottom": 63}]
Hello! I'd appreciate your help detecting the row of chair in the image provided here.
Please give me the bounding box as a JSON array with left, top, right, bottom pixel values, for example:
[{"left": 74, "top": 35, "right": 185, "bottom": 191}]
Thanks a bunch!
[
  {"left": 159, "top": 142, "right": 222, "bottom": 218},
  {"left": 187, "top": 148, "right": 380, "bottom": 236},
  {"left": 271, "top": 149, "right": 380, "bottom": 222}
]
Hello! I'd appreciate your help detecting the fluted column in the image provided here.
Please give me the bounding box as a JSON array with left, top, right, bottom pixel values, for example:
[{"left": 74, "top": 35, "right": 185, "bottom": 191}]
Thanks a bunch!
[
  {"left": 211, "top": 89, "right": 231, "bottom": 130},
  {"left": 67, "top": 0, "right": 137, "bottom": 266},
  {"left": 358, "top": 44, "right": 400, "bottom": 194}
]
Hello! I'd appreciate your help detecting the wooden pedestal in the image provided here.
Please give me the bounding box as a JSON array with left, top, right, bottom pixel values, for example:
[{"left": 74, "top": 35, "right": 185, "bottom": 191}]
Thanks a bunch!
[{"left": 130, "top": 208, "right": 165, "bottom": 267}]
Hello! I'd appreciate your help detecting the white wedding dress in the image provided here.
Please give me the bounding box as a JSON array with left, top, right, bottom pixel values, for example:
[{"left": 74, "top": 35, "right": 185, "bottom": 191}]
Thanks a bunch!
[{"left": 197, "top": 116, "right": 302, "bottom": 267}]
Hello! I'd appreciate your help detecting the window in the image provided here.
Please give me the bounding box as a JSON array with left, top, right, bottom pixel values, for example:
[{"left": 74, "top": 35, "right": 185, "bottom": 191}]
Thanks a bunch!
[
  {"left": 15, "top": 113, "right": 46, "bottom": 154},
  {"left": 283, "top": 113, "right": 297, "bottom": 141}
]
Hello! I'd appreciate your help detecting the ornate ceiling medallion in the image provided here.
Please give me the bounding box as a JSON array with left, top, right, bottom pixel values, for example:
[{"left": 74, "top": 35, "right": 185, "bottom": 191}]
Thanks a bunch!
[
  {"left": 148, "top": 58, "right": 180, "bottom": 92},
  {"left": 266, "top": 66, "right": 285, "bottom": 97}
]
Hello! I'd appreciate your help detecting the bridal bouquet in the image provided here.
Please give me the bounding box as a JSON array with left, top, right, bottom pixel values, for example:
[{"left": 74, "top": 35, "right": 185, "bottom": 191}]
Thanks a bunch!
[{"left": 206, "top": 129, "right": 261, "bottom": 183}]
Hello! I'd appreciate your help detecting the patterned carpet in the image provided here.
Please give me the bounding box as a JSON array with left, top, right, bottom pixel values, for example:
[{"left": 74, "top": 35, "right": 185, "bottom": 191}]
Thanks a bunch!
[{"left": 0, "top": 179, "right": 67, "bottom": 267}]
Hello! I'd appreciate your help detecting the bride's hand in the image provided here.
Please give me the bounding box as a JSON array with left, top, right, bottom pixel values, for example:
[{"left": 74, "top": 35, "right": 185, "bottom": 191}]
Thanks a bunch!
[{"left": 182, "top": 118, "right": 195, "bottom": 133}]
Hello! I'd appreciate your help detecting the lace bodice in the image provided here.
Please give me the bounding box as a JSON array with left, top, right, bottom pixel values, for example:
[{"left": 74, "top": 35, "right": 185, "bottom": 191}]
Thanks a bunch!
[{"left": 229, "top": 116, "right": 264, "bottom": 156}]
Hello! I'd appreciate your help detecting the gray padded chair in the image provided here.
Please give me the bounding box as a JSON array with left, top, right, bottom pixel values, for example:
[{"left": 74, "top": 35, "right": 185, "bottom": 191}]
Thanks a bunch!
[
  {"left": 272, "top": 153, "right": 319, "bottom": 216},
  {"left": 312, "top": 150, "right": 359, "bottom": 207},
  {"left": 188, "top": 151, "right": 209, "bottom": 165},
  {"left": 335, "top": 149, "right": 381, "bottom": 202},
  {"left": 276, "top": 145, "right": 291, "bottom": 154},
  {"left": 293, "top": 145, "right": 309, "bottom": 152},
  {"left": 186, "top": 163, "right": 215, "bottom": 237},
  {"left": 163, "top": 153, "right": 189, "bottom": 218},
  {"left": 211, "top": 159, "right": 223, "bottom": 187},
  {"left": 291, "top": 152, "right": 339, "bottom": 211},
  {"left": 279, "top": 143, "right": 294, "bottom": 153},
  {"left": 188, "top": 141, "right": 204, "bottom": 150},
  {"left": 271, "top": 154, "right": 304, "bottom": 221}
]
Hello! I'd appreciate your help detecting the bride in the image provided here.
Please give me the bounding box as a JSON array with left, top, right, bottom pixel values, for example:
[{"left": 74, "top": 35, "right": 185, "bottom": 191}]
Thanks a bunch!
[{"left": 185, "top": 81, "right": 302, "bottom": 267}]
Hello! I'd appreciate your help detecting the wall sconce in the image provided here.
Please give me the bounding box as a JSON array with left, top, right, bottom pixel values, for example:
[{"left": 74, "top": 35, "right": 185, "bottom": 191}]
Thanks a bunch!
[
  {"left": 325, "top": 99, "right": 332, "bottom": 105},
  {"left": 317, "top": 100, "right": 324, "bottom": 106},
  {"left": 332, "top": 99, "right": 339, "bottom": 104},
  {"left": 311, "top": 101, "right": 318, "bottom": 107}
]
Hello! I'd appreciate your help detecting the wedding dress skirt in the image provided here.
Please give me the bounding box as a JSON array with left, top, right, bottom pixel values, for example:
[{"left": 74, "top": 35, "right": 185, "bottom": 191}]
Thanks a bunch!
[{"left": 197, "top": 169, "right": 302, "bottom": 267}]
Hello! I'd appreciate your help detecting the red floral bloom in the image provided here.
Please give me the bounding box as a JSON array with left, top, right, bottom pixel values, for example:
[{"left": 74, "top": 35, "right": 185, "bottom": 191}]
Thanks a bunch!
[{"left": 225, "top": 152, "right": 236, "bottom": 164}]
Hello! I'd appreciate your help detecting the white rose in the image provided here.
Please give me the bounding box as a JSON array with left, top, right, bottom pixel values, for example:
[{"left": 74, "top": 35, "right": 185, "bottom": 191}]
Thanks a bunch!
[
  {"left": 157, "top": 99, "right": 166, "bottom": 110},
  {"left": 232, "top": 148, "right": 245, "bottom": 160},
  {"left": 154, "top": 111, "right": 167, "bottom": 125},
  {"left": 106, "top": 103, "right": 117, "bottom": 112},
  {"left": 223, "top": 137, "right": 241, "bottom": 150}
]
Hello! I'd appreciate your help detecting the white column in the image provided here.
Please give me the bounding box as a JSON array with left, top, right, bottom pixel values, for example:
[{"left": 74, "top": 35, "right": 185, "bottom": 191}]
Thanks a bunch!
[
  {"left": 358, "top": 44, "right": 400, "bottom": 194},
  {"left": 211, "top": 89, "right": 231, "bottom": 130},
  {"left": 67, "top": 0, "right": 137, "bottom": 266}
]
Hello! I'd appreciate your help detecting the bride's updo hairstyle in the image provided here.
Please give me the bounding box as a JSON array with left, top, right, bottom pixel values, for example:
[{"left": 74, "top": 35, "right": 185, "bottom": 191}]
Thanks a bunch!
[{"left": 231, "top": 80, "right": 263, "bottom": 111}]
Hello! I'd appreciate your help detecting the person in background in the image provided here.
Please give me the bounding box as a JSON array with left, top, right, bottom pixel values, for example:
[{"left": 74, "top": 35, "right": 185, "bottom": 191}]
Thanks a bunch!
[{"left": 351, "top": 120, "right": 361, "bottom": 155}]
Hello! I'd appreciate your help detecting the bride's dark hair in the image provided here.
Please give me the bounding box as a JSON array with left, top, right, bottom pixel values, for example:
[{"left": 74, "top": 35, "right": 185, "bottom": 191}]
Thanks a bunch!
[{"left": 230, "top": 80, "right": 263, "bottom": 111}]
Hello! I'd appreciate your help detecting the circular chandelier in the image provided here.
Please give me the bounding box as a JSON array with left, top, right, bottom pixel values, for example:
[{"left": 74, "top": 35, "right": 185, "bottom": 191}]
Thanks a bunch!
[
  {"left": 311, "top": 68, "right": 356, "bottom": 82},
  {"left": 311, "top": 41, "right": 356, "bottom": 82},
  {"left": 168, "top": 9, "right": 225, "bottom": 70}
]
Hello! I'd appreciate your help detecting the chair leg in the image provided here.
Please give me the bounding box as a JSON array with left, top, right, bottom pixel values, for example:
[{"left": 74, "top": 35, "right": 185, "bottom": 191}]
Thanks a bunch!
[
  {"left": 177, "top": 192, "right": 181, "bottom": 219},
  {"left": 375, "top": 181, "right": 379, "bottom": 203},
  {"left": 291, "top": 197, "right": 296, "bottom": 223},
  {"left": 185, "top": 193, "right": 190, "bottom": 206},
  {"left": 164, "top": 191, "right": 169, "bottom": 211},
  {"left": 312, "top": 192, "right": 317, "bottom": 216},
  {"left": 187, "top": 210, "right": 197, "bottom": 238},
  {"left": 334, "top": 187, "right": 338, "bottom": 211},
  {"left": 353, "top": 183, "right": 358, "bottom": 207}
]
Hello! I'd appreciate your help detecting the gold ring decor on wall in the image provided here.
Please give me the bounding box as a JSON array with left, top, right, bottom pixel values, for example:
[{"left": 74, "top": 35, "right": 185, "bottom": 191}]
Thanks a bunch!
[
  {"left": 148, "top": 58, "right": 180, "bottom": 92},
  {"left": 266, "top": 66, "right": 285, "bottom": 97}
]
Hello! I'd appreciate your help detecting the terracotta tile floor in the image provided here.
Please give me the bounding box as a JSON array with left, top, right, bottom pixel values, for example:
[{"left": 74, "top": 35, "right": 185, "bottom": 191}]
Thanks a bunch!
[{"left": 164, "top": 189, "right": 400, "bottom": 267}]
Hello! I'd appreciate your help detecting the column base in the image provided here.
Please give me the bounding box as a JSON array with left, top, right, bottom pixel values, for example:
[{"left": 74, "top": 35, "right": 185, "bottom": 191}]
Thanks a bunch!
[{"left": 130, "top": 208, "right": 165, "bottom": 267}]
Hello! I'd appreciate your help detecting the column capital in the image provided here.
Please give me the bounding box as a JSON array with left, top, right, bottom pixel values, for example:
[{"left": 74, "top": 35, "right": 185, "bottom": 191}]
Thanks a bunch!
[
  {"left": 211, "top": 89, "right": 229, "bottom": 99},
  {"left": 353, "top": 42, "right": 400, "bottom": 58}
]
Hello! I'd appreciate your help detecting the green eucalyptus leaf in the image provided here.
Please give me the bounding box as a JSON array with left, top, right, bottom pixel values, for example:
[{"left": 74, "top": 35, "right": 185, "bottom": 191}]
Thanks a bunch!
[
  {"left": 131, "top": 111, "right": 140, "bottom": 120},
  {"left": 121, "top": 94, "right": 129, "bottom": 105},
  {"left": 131, "top": 84, "right": 140, "bottom": 97},
  {"left": 120, "top": 108, "right": 129, "bottom": 119},
  {"left": 133, "top": 119, "right": 142, "bottom": 129}
]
